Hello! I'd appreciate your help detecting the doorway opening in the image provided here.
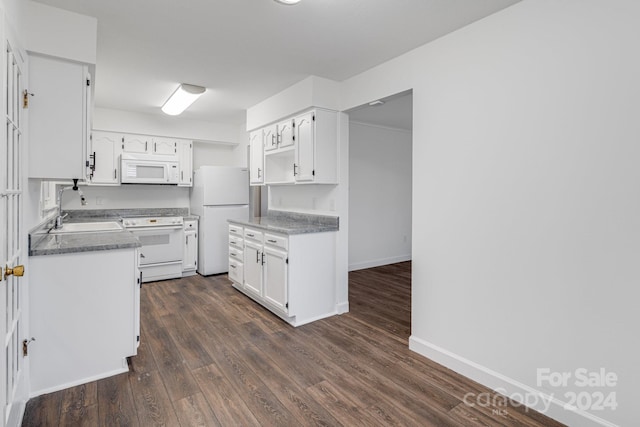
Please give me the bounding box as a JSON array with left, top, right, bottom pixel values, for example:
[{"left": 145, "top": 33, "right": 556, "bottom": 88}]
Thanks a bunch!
[{"left": 346, "top": 90, "right": 413, "bottom": 341}]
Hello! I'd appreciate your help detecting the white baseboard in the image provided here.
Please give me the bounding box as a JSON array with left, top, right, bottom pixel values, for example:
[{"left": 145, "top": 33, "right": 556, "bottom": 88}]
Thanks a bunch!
[
  {"left": 409, "top": 336, "right": 619, "bottom": 427},
  {"left": 336, "top": 301, "right": 349, "bottom": 314},
  {"left": 348, "top": 254, "right": 411, "bottom": 271},
  {"left": 29, "top": 366, "right": 129, "bottom": 398}
]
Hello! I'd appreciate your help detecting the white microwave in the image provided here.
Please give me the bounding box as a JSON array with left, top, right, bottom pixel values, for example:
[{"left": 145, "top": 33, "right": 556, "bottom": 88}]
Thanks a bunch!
[{"left": 120, "top": 153, "right": 179, "bottom": 184}]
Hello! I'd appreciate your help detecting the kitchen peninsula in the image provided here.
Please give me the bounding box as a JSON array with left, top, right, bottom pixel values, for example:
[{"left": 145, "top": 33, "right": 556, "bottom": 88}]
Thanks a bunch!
[{"left": 228, "top": 210, "right": 339, "bottom": 327}]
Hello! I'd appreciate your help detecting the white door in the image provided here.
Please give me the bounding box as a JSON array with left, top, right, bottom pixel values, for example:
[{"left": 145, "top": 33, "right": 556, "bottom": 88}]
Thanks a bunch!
[
  {"left": 151, "top": 137, "right": 176, "bottom": 155},
  {"left": 243, "top": 241, "right": 262, "bottom": 297},
  {"left": 277, "top": 119, "right": 294, "bottom": 149},
  {"left": 249, "top": 130, "right": 264, "bottom": 185},
  {"left": 263, "top": 125, "right": 277, "bottom": 152},
  {"left": 89, "top": 131, "right": 120, "bottom": 185},
  {"left": 263, "top": 246, "right": 288, "bottom": 313},
  {"left": 198, "top": 205, "right": 249, "bottom": 275},
  {"left": 177, "top": 141, "right": 192, "bottom": 186},
  {"left": 122, "top": 134, "right": 149, "bottom": 154},
  {"left": 183, "top": 230, "right": 197, "bottom": 271},
  {"left": 295, "top": 112, "right": 315, "bottom": 182},
  {"left": 1, "top": 30, "right": 26, "bottom": 426}
]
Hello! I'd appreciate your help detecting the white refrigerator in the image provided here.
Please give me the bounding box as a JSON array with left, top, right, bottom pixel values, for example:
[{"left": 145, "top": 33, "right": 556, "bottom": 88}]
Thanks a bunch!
[{"left": 190, "top": 166, "right": 250, "bottom": 275}]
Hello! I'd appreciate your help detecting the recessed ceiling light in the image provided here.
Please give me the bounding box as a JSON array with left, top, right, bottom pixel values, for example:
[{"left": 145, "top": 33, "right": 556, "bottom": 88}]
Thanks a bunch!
[
  {"left": 274, "top": 0, "right": 301, "bottom": 5},
  {"left": 161, "top": 84, "right": 206, "bottom": 116}
]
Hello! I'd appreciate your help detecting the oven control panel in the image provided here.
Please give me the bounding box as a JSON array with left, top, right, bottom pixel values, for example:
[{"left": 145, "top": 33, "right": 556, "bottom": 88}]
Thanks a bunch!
[{"left": 122, "top": 216, "right": 184, "bottom": 228}]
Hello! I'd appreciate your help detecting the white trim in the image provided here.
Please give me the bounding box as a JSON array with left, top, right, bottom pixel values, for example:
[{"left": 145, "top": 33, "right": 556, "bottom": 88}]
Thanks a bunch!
[
  {"left": 336, "top": 301, "right": 349, "bottom": 314},
  {"left": 408, "top": 336, "right": 620, "bottom": 427},
  {"left": 28, "top": 366, "right": 129, "bottom": 398},
  {"left": 349, "top": 254, "right": 411, "bottom": 271},
  {"left": 349, "top": 120, "right": 412, "bottom": 134}
]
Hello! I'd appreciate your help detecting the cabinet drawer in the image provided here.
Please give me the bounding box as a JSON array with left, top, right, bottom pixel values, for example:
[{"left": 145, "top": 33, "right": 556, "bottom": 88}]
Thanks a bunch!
[
  {"left": 244, "top": 228, "right": 264, "bottom": 243},
  {"left": 228, "top": 224, "right": 243, "bottom": 236},
  {"left": 264, "top": 233, "right": 288, "bottom": 250},
  {"left": 228, "top": 259, "right": 243, "bottom": 284},
  {"left": 229, "top": 235, "right": 244, "bottom": 249},
  {"left": 229, "top": 245, "right": 243, "bottom": 262}
]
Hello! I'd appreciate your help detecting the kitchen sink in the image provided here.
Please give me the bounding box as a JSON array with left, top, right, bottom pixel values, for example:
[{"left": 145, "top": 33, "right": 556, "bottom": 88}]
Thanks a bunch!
[{"left": 49, "top": 221, "right": 124, "bottom": 234}]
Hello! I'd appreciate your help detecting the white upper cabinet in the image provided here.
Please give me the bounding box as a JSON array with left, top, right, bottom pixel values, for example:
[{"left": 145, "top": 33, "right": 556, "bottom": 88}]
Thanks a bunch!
[
  {"left": 151, "top": 137, "right": 178, "bottom": 156},
  {"left": 87, "top": 132, "right": 192, "bottom": 186},
  {"left": 177, "top": 140, "right": 193, "bottom": 187},
  {"left": 294, "top": 112, "right": 314, "bottom": 182},
  {"left": 277, "top": 118, "right": 294, "bottom": 149},
  {"left": 122, "top": 135, "right": 177, "bottom": 156},
  {"left": 88, "top": 131, "right": 122, "bottom": 185},
  {"left": 249, "top": 130, "right": 264, "bottom": 185},
  {"left": 122, "top": 134, "right": 150, "bottom": 154},
  {"left": 28, "top": 54, "right": 91, "bottom": 179},
  {"left": 263, "top": 124, "right": 278, "bottom": 152},
  {"left": 255, "top": 108, "right": 338, "bottom": 185}
]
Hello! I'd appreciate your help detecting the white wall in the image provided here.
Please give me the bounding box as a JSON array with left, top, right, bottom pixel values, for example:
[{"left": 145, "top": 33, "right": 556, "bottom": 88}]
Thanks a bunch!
[
  {"left": 60, "top": 184, "right": 189, "bottom": 211},
  {"left": 338, "top": 1, "right": 639, "bottom": 426},
  {"left": 24, "top": 1, "right": 97, "bottom": 64},
  {"left": 246, "top": 76, "right": 340, "bottom": 131},
  {"left": 349, "top": 122, "right": 411, "bottom": 271},
  {"left": 93, "top": 107, "right": 242, "bottom": 145}
]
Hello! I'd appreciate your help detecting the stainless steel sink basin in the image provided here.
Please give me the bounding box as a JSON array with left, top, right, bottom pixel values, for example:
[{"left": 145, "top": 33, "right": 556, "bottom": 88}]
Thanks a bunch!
[{"left": 49, "top": 221, "right": 123, "bottom": 234}]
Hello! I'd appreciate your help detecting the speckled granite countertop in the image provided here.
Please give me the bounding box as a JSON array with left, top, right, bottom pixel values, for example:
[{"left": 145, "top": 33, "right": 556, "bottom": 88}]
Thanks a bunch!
[
  {"left": 29, "top": 230, "right": 141, "bottom": 256},
  {"left": 228, "top": 210, "right": 338, "bottom": 235},
  {"left": 29, "top": 208, "right": 194, "bottom": 256}
]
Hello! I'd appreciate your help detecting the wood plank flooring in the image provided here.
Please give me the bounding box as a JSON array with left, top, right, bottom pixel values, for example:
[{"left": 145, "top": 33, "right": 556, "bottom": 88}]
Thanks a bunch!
[{"left": 22, "top": 262, "right": 564, "bottom": 426}]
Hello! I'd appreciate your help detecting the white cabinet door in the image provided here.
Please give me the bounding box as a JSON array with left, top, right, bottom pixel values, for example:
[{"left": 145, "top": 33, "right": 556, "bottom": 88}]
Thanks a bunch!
[
  {"left": 263, "top": 124, "right": 278, "bottom": 152},
  {"left": 123, "top": 134, "right": 150, "bottom": 154},
  {"left": 177, "top": 140, "right": 193, "bottom": 186},
  {"left": 89, "top": 131, "right": 121, "bottom": 185},
  {"left": 277, "top": 118, "right": 294, "bottom": 149},
  {"left": 264, "top": 246, "right": 288, "bottom": 313},
  {"left": 243, "top": 241, "right": 263, "bottom": 297},
  {"left": 152, "top": 137, "right": 177, "bottom": 155},
  {"left": 28, "top": 54, "right": 90, "bottom": 179},
  {"left": 249, "top": 130, "right": 264, "bottom": 185},
  {"left": 295, "top": 112, "right": 315, "bottom": 182},
  {"left": 183, "top": 230, "right": 197, "bottom": 271}
]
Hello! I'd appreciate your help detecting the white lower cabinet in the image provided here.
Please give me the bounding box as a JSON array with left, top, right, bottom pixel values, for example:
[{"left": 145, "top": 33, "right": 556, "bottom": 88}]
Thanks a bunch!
[
  {"left": 243, "top": 240, "right": 264, "bottom": 297},
  {"left": 228, "top": 223, "right": 336, "bottom": 326},
  {"left": 183, "top": 220, "right": 198, "bottom": 276},
  {"left": 29, "top": 249, "right": 138, "bottom": 394},
  {"left": 263, "top": 246, "right": 288, "bottom": 313}
]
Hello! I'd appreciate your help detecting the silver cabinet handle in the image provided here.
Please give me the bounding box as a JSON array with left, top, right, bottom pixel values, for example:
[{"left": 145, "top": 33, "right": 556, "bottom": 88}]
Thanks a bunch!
[{"left": 267, "top": 239, "right": 277, "bottom": 243}]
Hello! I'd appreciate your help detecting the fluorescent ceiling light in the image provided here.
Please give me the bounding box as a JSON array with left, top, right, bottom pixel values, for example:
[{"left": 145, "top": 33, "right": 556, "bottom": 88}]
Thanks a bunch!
[
  {"left": 161, "top": 84, "right": 206, "bottom": 116},
  {"left": 274, "top": 0, "right": 301, "bottom": 4}
]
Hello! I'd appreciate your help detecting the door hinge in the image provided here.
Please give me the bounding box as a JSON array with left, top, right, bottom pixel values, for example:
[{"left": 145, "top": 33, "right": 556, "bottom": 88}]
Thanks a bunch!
[
  {"left": 285, "top": 302, "right": 289, "bottom": 309},
  {"left": 23, "top": 90, "right": 34, "bottom": 109},
  {"left": 137, "top": 335, "right": 140, "bottom": 342},
  {"left": 286, "top": 258, "right": 289, "bottom": 264},
  {"left": 87, "top": 78, "right": 91, "bottom": 87},
  {"left": 312, "top": 170, "right": 315, "bottom": 176},
  {"left": 312, "top": 114, "right": 315, "bottom": 121},
  {"left": 23, "top": 338, "right": 36, "bottom": 357}
]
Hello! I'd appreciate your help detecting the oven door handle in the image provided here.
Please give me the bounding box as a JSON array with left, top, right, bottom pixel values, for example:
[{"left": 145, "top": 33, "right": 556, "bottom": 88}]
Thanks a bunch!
[{"left": 127, "top": 225, "right": 184, "bottom": 232}]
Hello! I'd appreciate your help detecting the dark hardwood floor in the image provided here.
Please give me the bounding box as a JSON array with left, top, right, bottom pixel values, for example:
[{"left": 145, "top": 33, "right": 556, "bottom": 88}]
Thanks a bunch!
[{"left": 23, "top": 262, "right": 564, "bottom": 426}]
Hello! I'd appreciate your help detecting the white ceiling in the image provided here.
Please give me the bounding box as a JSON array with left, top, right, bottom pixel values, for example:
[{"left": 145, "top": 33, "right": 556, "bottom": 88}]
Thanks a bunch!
[
  {"left": 348, "top": 91, "right": 413, "bottom": 131},
  {"left": 33, "top": 0, "right": 520, "bottom": 125}
]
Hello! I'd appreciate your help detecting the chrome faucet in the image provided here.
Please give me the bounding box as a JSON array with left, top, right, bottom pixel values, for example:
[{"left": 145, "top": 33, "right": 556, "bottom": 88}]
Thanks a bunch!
[{"left": 55, "top": 179, "right": 87, "bottom": 229}]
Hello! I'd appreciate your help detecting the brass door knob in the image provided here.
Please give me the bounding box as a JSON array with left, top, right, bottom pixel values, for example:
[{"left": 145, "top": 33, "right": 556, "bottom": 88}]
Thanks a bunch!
[{"left": 4, "top": 265, "right": 24, "bottom": 279}]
